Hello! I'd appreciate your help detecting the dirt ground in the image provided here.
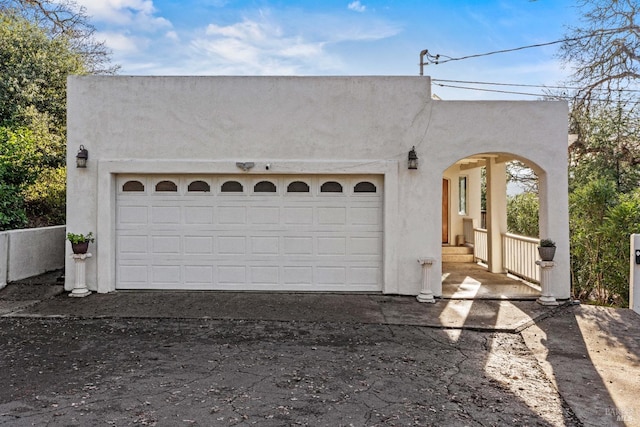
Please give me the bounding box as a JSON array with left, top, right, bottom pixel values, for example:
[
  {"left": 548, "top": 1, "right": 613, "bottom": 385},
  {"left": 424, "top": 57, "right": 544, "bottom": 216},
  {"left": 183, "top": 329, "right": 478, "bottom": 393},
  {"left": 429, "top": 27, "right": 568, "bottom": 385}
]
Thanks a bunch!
[{"left": 0, "top": 317, "right": 580, "bottom": 426}]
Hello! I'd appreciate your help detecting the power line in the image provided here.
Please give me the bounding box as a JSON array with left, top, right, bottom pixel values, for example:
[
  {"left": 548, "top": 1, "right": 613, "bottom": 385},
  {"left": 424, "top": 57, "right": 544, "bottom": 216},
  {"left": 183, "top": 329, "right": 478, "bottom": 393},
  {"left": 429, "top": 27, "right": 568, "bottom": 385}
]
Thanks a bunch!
[
  {"left": 432, "top": 82, "right": 640, "bottom": 103},
  {"left": 432, "top": 83, "right": 555, "bottom": 98},
  {"left": 420, "top": 28, "right": 625, "bottom": 70},
  {"left": 433, "top": 78, "right": 640, "bottom": 93}
]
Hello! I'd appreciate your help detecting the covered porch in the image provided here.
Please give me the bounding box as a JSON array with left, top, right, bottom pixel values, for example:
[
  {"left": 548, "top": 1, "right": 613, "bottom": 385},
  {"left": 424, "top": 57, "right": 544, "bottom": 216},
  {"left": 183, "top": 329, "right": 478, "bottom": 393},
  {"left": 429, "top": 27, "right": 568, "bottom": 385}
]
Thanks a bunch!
[{"left": 442, "top": 262, "right": 541, "bottom": 300}]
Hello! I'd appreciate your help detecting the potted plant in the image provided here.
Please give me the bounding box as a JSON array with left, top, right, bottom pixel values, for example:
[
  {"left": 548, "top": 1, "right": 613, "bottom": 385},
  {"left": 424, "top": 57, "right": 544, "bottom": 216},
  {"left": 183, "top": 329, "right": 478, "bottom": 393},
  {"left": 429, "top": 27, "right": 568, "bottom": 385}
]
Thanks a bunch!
[
  {"left": 67, "top": 232, "right": 94, "bottom": 254},
  {"left": 538, "top": 238, "right": 556, "bottom": 261}
]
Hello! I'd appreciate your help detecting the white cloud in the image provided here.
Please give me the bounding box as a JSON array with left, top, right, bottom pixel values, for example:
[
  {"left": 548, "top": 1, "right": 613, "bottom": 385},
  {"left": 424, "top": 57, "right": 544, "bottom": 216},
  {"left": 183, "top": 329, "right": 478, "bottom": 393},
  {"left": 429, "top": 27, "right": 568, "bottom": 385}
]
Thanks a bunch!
[
  {"left": 95, "top": 31, "right": 146, "bottom": 54},
  {"left": 348, "top": 1, "right": 366, "bottom": 13},
  {"left": 165, "top": 31, "right": 179, "bottom": 41},
  {"left": 76, "top": 0, "right": 171, "bottom": 31},
  {"left": 192, "top": 17, "right": 329, "bottom": 75},
  {"left": 98, "top": 6, "right": 400, "bottom": 76}
]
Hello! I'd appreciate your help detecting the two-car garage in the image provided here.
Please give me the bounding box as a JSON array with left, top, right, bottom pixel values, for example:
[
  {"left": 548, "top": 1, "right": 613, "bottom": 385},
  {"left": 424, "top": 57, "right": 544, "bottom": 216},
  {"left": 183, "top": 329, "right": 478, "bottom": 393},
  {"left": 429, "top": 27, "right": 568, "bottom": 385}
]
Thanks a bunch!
[{"left": 115, "top": 174, "right": 383, "bottom": 291}]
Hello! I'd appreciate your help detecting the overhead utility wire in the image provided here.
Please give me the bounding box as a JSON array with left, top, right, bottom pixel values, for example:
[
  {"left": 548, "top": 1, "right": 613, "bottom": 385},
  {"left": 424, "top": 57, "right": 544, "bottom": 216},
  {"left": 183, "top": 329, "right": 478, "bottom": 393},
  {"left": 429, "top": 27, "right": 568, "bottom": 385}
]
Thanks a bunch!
[
  {"left": 432, "top": 83, "right": 640, "bottom": 103},
  {"left": 419, "top": 28, "right": 625, "bottom": 75},
  {"left": 432, "top": 79, "right": 640, "bottom": 93},
  {"left": 432, "top": 83, "right": 553, "bottom": 98}
]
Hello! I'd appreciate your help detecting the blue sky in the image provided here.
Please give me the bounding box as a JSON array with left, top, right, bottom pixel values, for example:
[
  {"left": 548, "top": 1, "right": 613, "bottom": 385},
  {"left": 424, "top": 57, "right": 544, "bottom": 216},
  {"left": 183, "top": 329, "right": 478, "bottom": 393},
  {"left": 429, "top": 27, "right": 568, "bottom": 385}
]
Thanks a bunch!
[{"left": 75, "top": 0, "right": 581, "bottom": 100}]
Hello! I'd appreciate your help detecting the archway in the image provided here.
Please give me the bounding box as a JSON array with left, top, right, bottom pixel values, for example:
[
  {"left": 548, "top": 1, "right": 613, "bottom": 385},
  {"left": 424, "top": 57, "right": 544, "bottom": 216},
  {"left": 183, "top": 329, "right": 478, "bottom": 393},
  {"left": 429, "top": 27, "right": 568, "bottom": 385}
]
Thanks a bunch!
[{"left": 440, "top": 152, "right": 544, "bottom": 299}]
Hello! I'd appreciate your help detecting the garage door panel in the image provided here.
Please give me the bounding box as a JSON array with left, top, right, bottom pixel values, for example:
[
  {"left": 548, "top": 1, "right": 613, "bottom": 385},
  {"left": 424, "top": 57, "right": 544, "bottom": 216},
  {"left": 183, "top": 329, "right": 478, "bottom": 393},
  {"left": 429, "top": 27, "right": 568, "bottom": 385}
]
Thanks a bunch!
[
  {"left": 218, "top": 206, "right": 247, "bottom": 224},
  {"left": 283, "top": 207, "right": 313, "bottom": 224},
  {"left": 116, "top": 174, "right": 382, "bottom": 291},
  {"left": 316, "top": 267, "right": 347, "bottom": 285},
  {"left": 151, "top": 235, "right": 181, "bottom": 254},
  {"left": 184, "top": 236, "right": 214, "bottom": 254},
  {"left": 317, "top": 237, "right": 346, "bottom": 255},
  {"left": 283, "top": 237, "right": 313, "bottom": 255},
  {"left": 249, "top": 206, "right": 280, "bottom": 224},
  {"left": 152, "top": 265, "right": 181, "bottom": 284},
  {"left": 218, "top": 265, "right": 246, "bottom": 284},
  {"left": 218, "top": 236, "right": 246, "bottom": 255},
  {"left": 251, "top": 236, "right": 280, "bottom": 255},
  {"left": 250, "top": 266, "right": 279, "bottom": 285},
  {"left": 350, "top": 207, "right": 381, "bottom": 225},
  {"left": 283, "top": 266, "right": 313, "bottom": 284},
  {"left": 318, "top": 207, "right": 347, "bottom": 225},
  {"left": 151, "top": 206, "right": 181, "bottom": 224},
  {"left": 184, "top": 206, "right": 213, "bottom": 224},
  {"left": 350, "top": 267, "right": 380, "bottom": 285},
  {"left": 119, "top": 206, "right": 148, "bottom": 224},
  {"left": 350, "top": 236, "right": 382, "bottom": 255},
  {"left": 119, "top": 265, "right": 148, "bottom": 284},
  {"left": 118, "top": 235, "right": 148, "bottom": 254},
  {"left": 185, "top": 265, "right": 214, "bottom": 284}
]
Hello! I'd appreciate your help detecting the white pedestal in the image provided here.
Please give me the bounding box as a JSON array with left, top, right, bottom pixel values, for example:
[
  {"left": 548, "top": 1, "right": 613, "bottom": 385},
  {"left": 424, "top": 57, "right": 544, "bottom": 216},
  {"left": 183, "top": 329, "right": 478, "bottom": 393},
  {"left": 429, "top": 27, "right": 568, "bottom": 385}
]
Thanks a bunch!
[
  {"left": 536, "top": 260, "right": 558, "bottom": 306},
  {"left": 417, "top": 257, "right": 437, "bottom": 303},
  {"left": 70, "top": 253, "right": 92, "bottom": 298}
]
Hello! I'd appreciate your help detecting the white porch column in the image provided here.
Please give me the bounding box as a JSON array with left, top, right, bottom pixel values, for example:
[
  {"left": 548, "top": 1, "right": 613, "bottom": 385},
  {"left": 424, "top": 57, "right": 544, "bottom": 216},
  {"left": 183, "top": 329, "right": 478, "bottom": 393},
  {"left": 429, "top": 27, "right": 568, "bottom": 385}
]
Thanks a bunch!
[
  {"left": 486, "top": 157, "right": 507, "bottom": 273},
  {"left": 417, "top": 257, "right": 437, "bottom": 303},
  {"left": 70, "top": 253, "right": 92, "bottom": 298},
  {"left": 536, "top": 260, "right": 558, "bottom": 306}
]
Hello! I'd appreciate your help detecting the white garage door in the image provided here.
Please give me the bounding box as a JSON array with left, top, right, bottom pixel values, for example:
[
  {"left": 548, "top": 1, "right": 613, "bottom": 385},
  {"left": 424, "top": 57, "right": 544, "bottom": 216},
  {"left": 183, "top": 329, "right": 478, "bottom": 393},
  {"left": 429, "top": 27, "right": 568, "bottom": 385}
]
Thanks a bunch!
[{"left": 116, "top": 175, "right": 383, "bottom": 291}]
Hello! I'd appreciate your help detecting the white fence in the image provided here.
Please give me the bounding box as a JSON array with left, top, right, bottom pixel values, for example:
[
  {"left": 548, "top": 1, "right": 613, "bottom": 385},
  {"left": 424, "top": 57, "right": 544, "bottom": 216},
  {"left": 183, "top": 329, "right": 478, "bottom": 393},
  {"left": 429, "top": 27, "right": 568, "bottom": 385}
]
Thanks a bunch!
[
  {"left": 0, "top": 225, "right": 66, "bottom": 288},
  {"left": 472, "top": 229, "right": 540, "bottom": 284},
  {"left": 502, "top": 233, "right": 540, "bottom": 283},
  {"left": 473, "top": 228, "right": 488, "bottom": 263}
]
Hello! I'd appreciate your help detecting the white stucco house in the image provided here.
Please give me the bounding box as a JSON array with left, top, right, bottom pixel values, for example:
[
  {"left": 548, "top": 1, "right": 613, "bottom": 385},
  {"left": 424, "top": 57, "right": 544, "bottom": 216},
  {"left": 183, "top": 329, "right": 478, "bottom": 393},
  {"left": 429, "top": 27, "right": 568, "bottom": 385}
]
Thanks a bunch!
[{"left": 65, "top": 75, "right": 570, "bottom": 299}]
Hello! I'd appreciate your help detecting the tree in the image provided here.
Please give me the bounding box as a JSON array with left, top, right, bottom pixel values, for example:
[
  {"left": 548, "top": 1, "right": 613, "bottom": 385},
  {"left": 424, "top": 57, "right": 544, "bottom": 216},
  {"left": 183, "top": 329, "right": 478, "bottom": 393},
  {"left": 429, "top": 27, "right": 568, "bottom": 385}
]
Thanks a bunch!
[
  {"left": 507, "top": 192, "right": 539, "bottom": 238},
  {"left": 0, "top": 0, "right": 118, "bottom": 74},
  {"left": 557, "top": 0, "right": 640, "bottom": 306},
  {"left": 560, "top": 0, "right": 640, "bottom": 108},
  {"left": 0, "top": 11, "right": 85, "bottom": 126},
  {"left": 569, "top": 102, "right": 640, "bottom": 193},
  {"left": 0, "top": 4, "right": 116, "bottom": 228},
  {"left": 570, "top": 179, "right": 640, "bottom": 306}
]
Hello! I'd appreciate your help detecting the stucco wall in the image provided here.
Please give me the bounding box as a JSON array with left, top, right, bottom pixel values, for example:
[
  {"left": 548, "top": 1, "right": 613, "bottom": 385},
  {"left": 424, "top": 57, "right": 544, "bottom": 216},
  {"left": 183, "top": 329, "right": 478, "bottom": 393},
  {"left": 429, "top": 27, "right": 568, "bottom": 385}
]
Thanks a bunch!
[
  {"left": 66, "top": 76, "right": 569, "bottom": 297},
  {"left": 0, "top": 226, "right": 65, "bottom": 286}
]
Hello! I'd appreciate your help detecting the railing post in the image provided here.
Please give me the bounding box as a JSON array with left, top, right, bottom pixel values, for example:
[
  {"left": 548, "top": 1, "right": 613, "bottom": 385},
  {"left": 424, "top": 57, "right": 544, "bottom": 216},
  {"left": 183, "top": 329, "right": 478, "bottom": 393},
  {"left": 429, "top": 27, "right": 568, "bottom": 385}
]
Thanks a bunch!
[
  {"left": 536, "top": 260, "right": 558, "bottom": 306},
  {"left": 417, "top": 257, "right": 436, "bottom": 303}
]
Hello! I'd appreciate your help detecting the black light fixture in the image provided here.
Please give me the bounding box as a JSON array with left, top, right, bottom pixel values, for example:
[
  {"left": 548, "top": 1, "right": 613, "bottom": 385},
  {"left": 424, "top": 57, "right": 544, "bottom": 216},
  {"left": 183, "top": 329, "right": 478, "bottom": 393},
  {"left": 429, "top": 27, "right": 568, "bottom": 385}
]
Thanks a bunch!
[
  {"left": 408, "top": 146, "right": 418, "bottom": 170},
  {"left": 76, "top": 145, "right": 88, "bottom": 168}
]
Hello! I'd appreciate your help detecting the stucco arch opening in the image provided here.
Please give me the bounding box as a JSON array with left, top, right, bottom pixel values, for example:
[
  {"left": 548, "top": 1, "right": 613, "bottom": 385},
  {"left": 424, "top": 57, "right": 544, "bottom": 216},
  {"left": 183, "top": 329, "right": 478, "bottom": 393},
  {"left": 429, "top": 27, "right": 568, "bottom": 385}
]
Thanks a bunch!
[{"left": 438, "top": 150, "right": 568, "bottom": 300}]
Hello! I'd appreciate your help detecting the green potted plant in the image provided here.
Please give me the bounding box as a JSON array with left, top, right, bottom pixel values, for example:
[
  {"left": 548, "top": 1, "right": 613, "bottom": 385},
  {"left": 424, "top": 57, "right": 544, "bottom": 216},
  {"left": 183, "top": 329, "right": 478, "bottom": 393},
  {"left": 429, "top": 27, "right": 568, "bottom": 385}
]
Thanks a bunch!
[
  {"left": 67, "top": 232, "right": 94, "bottom": 254},
  {"left": 538, "top": 238, "right": 556, "bottom": 261}
]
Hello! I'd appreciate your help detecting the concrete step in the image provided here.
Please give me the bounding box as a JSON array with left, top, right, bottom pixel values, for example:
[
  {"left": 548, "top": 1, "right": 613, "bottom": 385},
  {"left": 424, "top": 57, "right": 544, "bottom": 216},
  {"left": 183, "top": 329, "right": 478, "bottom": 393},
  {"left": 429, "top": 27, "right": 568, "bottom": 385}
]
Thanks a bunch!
[
  {"left": 442, "top": 246, "right": 474, "bottom": 255},
  {"left": 442, "top": 254, "right": 475, "bottom": 263}
]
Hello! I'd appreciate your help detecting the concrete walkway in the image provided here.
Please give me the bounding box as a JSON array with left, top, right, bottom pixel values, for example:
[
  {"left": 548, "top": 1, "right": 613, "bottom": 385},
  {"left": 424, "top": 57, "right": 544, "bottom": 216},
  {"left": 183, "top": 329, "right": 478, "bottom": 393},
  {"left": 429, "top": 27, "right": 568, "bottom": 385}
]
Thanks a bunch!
[{"left": 1, "top": 273, "right": 639, "bottom": 426}]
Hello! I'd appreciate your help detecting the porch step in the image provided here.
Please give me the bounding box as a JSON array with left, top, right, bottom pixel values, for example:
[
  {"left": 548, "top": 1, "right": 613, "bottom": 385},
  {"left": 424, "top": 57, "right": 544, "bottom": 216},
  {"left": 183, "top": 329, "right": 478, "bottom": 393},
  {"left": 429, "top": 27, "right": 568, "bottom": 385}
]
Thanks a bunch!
[{"left": 442, "top": 246, "right": 474, "bottom": 263}]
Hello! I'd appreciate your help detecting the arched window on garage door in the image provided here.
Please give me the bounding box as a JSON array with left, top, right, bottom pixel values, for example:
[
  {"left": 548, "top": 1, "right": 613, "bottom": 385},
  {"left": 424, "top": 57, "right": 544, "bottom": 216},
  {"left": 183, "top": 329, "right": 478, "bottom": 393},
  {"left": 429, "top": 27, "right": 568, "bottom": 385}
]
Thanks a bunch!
[
  {"left": 287, "top": 181, "right": 310, "bottom": 193},
  {"left": 188, "top": 180, "right": 210, "bottom": 192},
  {"left": 122, "top": 180, "right": 144, "bottom": 192},
  {"left": 320, "top": 181, "right": 343, "bottom": 193},
  {"left": 354, "top": 181, "right": 377, "bottom": 193},
  {"left": 221, "top": 181, "right": 244, "bottom": 192},
  {"left": 155, "top": 180, "right": 177, "bottom": 192},
  {"left": 254, "top": 181, "right": 277, "bottom": 192}
]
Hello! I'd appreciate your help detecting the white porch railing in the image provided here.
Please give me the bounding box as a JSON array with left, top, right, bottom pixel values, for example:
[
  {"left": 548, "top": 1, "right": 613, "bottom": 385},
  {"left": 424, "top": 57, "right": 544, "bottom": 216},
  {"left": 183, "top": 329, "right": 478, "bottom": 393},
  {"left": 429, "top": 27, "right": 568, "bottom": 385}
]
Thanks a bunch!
[
  {"left": 473, "top": 228, "right": 488, "bottom": 263},
  {"left": 502, "top": 233, "right": 540, "bottom": 283},
  {"left": 471, "top": 229, "right": 540, "bottom": 284}
]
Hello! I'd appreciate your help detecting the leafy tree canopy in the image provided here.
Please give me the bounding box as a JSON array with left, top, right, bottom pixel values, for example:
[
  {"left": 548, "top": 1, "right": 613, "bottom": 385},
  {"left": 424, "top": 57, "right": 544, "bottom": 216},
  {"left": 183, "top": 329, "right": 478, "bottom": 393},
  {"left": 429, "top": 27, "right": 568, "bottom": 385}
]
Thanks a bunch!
[{"left": 0, "top": 11, "right": 85, "bottom": 126}]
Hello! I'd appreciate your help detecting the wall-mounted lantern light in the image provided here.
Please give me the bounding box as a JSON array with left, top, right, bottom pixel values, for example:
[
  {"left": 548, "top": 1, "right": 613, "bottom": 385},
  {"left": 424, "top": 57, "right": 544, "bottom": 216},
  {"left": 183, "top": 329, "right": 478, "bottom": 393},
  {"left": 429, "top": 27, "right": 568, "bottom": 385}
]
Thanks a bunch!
[
  {"left": 408, "top": 146, "right": 418, "bottom": 170},
  {"left": 76, "top": 145, "right": 88, "bottom": 168}
]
